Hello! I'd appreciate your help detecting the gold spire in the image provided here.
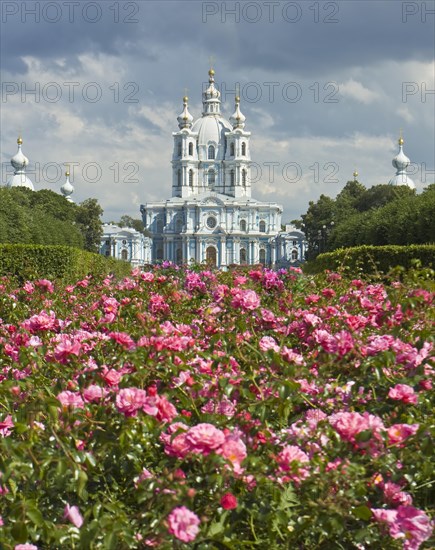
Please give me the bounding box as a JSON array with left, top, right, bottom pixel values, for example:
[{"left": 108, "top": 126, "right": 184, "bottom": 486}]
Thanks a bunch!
[
  {"left": 17, "top": 136, "right": 23, "bottom": 145},
  {"left": 353, "top": 170, "right": 358, "bottom": 180},
  {"left": 398, "top": 128, "right": 404, "bottom": 146},
  {"left": 235, "top": 83, "right": 240, "bottom": 103}
]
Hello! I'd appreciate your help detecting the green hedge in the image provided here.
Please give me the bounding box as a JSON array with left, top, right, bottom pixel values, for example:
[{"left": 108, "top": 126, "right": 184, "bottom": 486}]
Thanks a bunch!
[
  {"left": 304, "top": 244, "right": 435, "bottom": 275},
  {"left": 0, "top": 244, "right": 131, "bottom": 283}
]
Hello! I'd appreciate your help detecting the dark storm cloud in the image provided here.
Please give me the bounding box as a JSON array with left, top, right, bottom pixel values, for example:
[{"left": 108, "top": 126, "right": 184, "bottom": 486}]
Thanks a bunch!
[{"left": 2, "top": 1, "right": 433, "bottom": 76}]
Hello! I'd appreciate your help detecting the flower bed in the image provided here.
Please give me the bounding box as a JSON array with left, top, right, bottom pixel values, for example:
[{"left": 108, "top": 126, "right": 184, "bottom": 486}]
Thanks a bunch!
[{"left": 0, "top": 267, "right": 433, "bottom": 549}]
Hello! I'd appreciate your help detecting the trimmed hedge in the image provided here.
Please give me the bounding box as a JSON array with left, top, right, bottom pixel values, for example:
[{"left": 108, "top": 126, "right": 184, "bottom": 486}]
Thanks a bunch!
[
  {"left": 304, "top": 244, "right": 435, "bottom": 275},
  {"left": 0, "top": 244, "right": 131, "bottom": 283}
]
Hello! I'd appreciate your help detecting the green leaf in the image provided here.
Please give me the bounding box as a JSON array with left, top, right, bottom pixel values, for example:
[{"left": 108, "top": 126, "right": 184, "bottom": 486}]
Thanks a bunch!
[
  {"left": 11, "top": 521, "right": 28, "bottom": 542},
  {"left": 352, "top": 505, "right": 372, "bottom": 521}
]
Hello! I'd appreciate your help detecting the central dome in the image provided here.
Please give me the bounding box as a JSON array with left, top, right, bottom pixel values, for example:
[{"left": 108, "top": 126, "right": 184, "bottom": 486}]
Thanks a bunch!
[{"left": 191, "top": 114, "right": 232, "bottom": 147}]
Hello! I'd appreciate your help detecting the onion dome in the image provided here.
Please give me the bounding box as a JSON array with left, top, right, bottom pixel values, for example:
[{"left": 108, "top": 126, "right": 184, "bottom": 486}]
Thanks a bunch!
[
  {"left": 61, "top": 168, "right": 74, "bottom": 202},
  {"left": 7, "top": 136, "right": 34, "bottom": 190},
  {"left": 202, "top": 68, "right": 221, "bottom": 115},
  {"left": 177, "top": 95, "right": 193, "bottom": 129},
  {"left": 230, "top": 95, "right": 246, "bottom": 129},
  {"left": 389, "top": 135, "right": 415, "bottom": 189}
]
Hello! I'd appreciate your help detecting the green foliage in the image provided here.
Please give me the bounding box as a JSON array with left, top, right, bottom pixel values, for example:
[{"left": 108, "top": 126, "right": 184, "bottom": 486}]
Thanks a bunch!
[
  {"left": 75, "top": 198, "right": 104, "bottom": 253},
  {"left": 0, "top": 188, "right": 105, "bottom": 252},
  {"left": 304, "top": 244, "right": 435, "bottom": 275},
  {"left": 300, "top": 183, "right": 434, "bottom": 259},
  {"left": 0, "top": 244, "right": 130, "bottom": 283}
]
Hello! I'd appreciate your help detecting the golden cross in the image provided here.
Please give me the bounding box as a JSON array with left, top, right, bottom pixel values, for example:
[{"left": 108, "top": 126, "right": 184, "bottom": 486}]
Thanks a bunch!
[{"left": 209, "top": 55, "right": 215, "bottom": 69}]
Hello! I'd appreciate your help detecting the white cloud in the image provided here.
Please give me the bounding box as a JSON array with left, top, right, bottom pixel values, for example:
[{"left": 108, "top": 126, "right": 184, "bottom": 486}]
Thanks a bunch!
[{"left": 339, "top": 79, "right": 379, "bottom": 104}]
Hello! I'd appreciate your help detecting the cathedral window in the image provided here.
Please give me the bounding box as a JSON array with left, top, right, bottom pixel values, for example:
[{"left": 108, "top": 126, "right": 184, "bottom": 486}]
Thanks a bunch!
[
  {"left": 242, "top": 169, "right": 247, "bottom": 187},
  {"left": 259, "top": 220, "right": 266, "bottom": 233},
  {"left": 121, "top": 249, "right": 128, "bottom": 261},
  {"left": 241, "top": 142, "right": 246, "bottom": 156},
  {"left": 230, "top": 169, "right": 235, "bottom": 186},
  {"left": 156, "top": 219, "right": 164, "bottom": 233},
  {"left": 240, "top": 219, "right": 247, "bottom": 232},
  {"left": 177, "top": 169, "right": 181, "bottom": 187},
  {"left": 176, "top": 248, "right": 182, "bottom": 264},
  {"left": 188, "top": 142, "right": 193, "bottom": 156},
  {"left": 292, "top": 249, "right": 298, "bottom": 261},
  {"left": 177, "top": 142, "right": 182, "bottom": 157},
  {"left": 240, "top": 248, "right": 247, "bottom": 264},
  {"left": 189, "top": 169, "right": 193, "bottom": 187},
  {"left": 230, "top": 142, "right": 235, "bottom": 156},
  {"left": 259, "top": 249, "right": 266, "bottom": 265},
  {"left": 208, "top": 169, "right": 215, "bottom": 188},
  {"left": 156, "top": 248, "right": 163, "bottom": 260},
  {"left": 208, "top": 145, "right": 215, "bottom": 160}
]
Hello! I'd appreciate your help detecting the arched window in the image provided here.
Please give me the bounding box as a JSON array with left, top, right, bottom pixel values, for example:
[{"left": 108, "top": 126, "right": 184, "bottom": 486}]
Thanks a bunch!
[
  {"left": 230, "top": 169, "right": 235, "bottom": 186},
  {"left": 291, "top": 249, "right": 298, "bottom": 261},
  {"left": 188, "top": 142, "right": 193, "bottom": 156},
  {"left": 241, "top": 142, "right": 246, "bottom": 156},
  {"left": 259, "top": 249, "right": 266, "bottom": 265},
  {"left": 176, "top": 248, "right": 182, "bottom": 264},
  {"left": 208, "top": 145, "right": 215, "bottom": 160},
  {"left": 176, "top": 217, "right": 183, "bottom": 232},
  {"left": 177, "top": 169, "right": 181, "bottom": 187},
  {"left": 156, "top": 247, "right": 163, "bottom": 260},
  {"left": 230, "top": 142, "right": 235, "bottom": 156},
  {"left": 156, "top": 219, "right": 163, "bottom": 234},
  {"left": 259, "top": 220, "right": 266, "bottom": 233},
  {"left": 121, "top": 249, "right": 128, "bottom": 261},
  {"left": 242, "top": 169, "right": 247, "bottom": 187},
  {"left": 208, "top": 169, "right": 215, "bottom": 188},
  {"left": 240, "top": 219, "right": 247, "bottom": 232},
  {"left": 206, "top": 246, "right": 217, "bottom": 267},
  {"left": 189, "top": 169, "right": 193, "bottom": 187},
  {"left": 240, "top": 248, "right": 247, "bottom": 264},
  {"left": 177, "top": 142, "right": 182, "bottom": 157}
]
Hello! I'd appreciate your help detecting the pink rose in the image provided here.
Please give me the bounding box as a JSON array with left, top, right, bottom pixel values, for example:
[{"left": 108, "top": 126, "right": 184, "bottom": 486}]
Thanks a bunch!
[
  {"left": 64, "top": 504, "right": 83, "bottom": 528},
  {"left": 167, "top": 506, "right": 200, "bottom": 542},
  {"left": 388, "top": 384, "right": 418, "bottom": 405},
  {"left": 186, "top": 423, "right": 225, "bottom": 455}
]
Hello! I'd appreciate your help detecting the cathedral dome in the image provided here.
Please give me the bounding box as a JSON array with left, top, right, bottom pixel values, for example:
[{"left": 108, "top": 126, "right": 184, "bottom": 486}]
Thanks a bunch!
[
  {"left": 191, "top": 114, "right": 232, "bottom": 146},
  {"left": 7, "top": 137, "right": 34, "bottom": 190},
  {"left": 389, "top": 136, "right": 415, "bottom": 189}
]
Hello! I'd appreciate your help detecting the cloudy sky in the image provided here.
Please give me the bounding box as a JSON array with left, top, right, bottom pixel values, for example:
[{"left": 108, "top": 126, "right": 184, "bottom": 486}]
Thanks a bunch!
[{"left": 1, "top": 0, "right": 434, "bottom": 223}]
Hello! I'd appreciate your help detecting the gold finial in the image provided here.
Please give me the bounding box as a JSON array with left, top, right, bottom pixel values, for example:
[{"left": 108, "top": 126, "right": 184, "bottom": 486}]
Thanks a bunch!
[
  {"left": 183, "top": 96, "right": 189, "bottom": 103},
  {"left": 17, "top": 136, "right": 23, "bottom": 145},
  {"left": 353, "top": 170, "right": 358, "bottom": 179},
  {"left": 65, "top": 164, "right": 70, "bottom": 177},
  {"left": 208, "top": 68, "right": 215, "bottom": 77},
  {"left": 398, "top": 128, "right": 404, "bottom": 146},
  {"left": 235, "top": 83, "right": 240, "bottom": 103}
]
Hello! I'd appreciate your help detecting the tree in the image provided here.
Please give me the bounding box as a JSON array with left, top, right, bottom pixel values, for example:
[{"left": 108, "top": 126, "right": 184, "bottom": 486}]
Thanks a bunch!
[{"left": 75, "top": 198, "right": 104, "bottom": 253}]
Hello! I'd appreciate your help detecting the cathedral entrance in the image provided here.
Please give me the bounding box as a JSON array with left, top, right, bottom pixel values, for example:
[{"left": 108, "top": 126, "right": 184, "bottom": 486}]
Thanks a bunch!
[{"left": 206, "top": 246, "right": 217, "bottom": 267}]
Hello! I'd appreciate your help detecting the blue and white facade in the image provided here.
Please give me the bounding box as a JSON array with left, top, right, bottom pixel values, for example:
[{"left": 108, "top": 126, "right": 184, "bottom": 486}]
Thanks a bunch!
[
  {"left": 100, "top": 224, "right": 152, "bottom": 267},
  {"left": 140, "top": 69, "right": 304, "bottom": 267}
]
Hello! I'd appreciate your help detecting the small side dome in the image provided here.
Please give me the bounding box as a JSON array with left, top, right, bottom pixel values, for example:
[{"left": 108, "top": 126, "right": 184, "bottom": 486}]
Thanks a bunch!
[
  {"left": 7, "top": 136, "right": 34, "bottom": 190},
  {"left": 230, "top": 95, "right": 246, "bottom": 129},
  {"left": 177, "top": 96, "right": 193, "bottom": 129},
  {"left": 389, "top": 135, "right": 415, "bottom": 189},
  {"left": 61, "top": 168, "right": 75, "bottom": 202}
]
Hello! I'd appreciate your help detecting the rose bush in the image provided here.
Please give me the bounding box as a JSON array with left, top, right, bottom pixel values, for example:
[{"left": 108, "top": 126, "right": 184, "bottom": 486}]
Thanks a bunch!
[{"left": 0, "top": 265, "right": 433, "bottom": 549}]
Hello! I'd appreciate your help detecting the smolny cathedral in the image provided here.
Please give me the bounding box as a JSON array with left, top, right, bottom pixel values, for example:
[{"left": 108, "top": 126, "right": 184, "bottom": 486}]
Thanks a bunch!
[
  {"left": 4, "top": 68, "right": 416, "bottom": 269},
  {"left": 140, "top": 68, "right": 306, "bottom": 268}
]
